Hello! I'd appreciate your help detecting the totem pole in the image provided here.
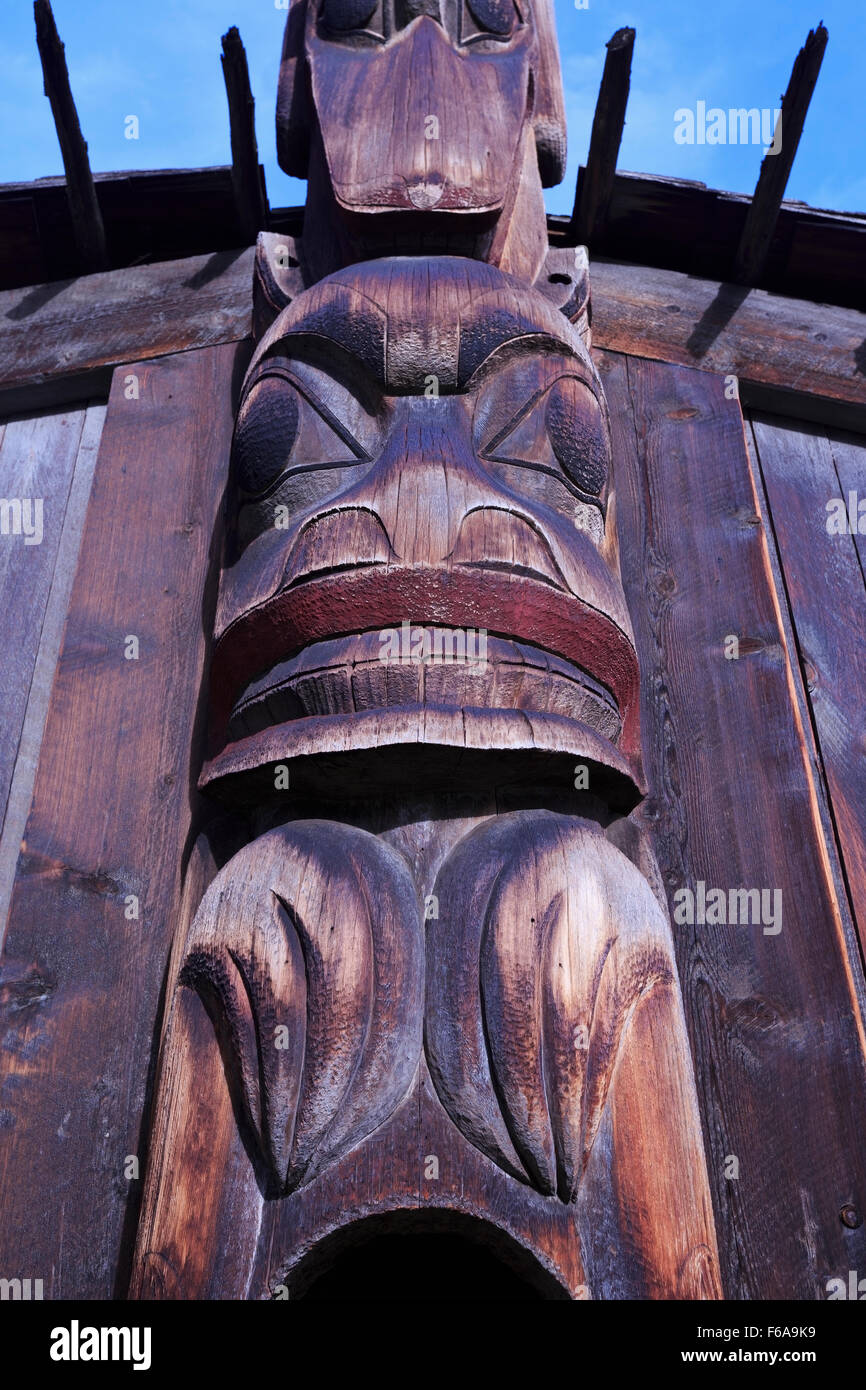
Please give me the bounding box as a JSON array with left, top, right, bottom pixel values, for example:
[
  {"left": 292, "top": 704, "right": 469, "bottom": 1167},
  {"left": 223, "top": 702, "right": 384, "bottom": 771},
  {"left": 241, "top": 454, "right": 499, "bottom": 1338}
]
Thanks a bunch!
[{"left": 131, "top": 0, "right": 722, "bottom": 1300}]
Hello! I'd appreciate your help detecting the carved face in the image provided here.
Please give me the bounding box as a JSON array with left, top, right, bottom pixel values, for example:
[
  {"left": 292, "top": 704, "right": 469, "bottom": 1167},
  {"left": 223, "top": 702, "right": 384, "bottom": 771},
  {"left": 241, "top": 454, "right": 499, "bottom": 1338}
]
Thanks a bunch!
[
  {"left": 205, "top": 258, "right": 640, "bottom": 799},
  {"left": 277, "top": 0, "right": 566, "bottom": 277}
]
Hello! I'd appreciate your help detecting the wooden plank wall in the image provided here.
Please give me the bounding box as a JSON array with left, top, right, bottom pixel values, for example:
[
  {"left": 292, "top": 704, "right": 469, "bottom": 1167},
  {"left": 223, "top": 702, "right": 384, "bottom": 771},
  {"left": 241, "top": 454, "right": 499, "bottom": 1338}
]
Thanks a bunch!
[
  {"left": 0, "top": 405, "right": 105, "bottom": 934},
  {"left": 0, "top": 343, "right": 245, "bottom": 1297},
  {"left": 746, "top": 418, "right": 866, "bottom": 965},
  {"left": 602, "top": 352, "right": 866, "bottom": 1299}
]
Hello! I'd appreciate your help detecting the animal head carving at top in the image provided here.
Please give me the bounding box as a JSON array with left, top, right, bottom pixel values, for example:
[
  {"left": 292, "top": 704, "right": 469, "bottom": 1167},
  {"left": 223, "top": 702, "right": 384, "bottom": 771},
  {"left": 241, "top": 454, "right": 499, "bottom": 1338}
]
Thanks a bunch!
[{"left": 276, "top": 0, "right": 566, "bottom": 281}]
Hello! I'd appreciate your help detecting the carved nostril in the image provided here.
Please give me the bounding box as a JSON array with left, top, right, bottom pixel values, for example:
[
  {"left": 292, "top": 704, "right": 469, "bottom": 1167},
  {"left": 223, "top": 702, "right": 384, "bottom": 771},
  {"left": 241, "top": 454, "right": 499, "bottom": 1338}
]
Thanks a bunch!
[
  {"left": 284, "top": 509, "right": 393, "bottom": 585},
  {"left": 450, "top": 509, "right": 567, "bottom": 587}
]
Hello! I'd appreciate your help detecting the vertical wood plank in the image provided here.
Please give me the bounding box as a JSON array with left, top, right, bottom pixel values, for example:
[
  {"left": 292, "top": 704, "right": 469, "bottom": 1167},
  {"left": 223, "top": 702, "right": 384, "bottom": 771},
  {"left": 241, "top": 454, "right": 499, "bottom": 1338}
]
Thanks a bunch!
[
  {"left": 0, "top": 403, "right": 105, "bottom": 937},
  {"left": 750, "top": 419, "right": 866, "bottom": 963},
  {"left": 601, "top": 350, "right": 866, "bottom": 1299},
  {"left": 829, "top": 434, "right": 866, "bottom": 589},
  {"left": 0, "top": 343, "right": 246, "bottom": 1298},
  {"left": 0, "top": 409, "right": 88, "bottom": 841}
]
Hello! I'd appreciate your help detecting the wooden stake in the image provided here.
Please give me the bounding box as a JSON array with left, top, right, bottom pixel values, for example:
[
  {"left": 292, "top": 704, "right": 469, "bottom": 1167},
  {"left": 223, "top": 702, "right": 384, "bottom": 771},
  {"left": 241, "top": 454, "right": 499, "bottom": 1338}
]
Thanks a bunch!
[
  {"left": 33, "top": 0, "right": 108, "bottom": 274},
  {"left": 733, "top": 23, "right": 828, "bottom": 285},
  {"left": 571, "top": 27, "right": 635, "bottom": 248},
  {"left": 221, "top": 26, "right": 269, "bottom": 245}
]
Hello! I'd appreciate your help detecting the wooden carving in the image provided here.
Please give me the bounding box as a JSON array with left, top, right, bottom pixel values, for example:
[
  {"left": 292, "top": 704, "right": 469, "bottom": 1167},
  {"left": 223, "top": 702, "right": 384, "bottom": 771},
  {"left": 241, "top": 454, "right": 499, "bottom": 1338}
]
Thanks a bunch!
[
  {"left": 131, "top": 0, "right": 721, "bottom": 1300},
  {"left": 182, "top": 821, "right": 424, "bottom": 1195},
  {"left": 425, "top": 812, "right": 675, "bottom": 1200},
  {"left": 276, "top": 0, "right": 566, "bottom": 282}
]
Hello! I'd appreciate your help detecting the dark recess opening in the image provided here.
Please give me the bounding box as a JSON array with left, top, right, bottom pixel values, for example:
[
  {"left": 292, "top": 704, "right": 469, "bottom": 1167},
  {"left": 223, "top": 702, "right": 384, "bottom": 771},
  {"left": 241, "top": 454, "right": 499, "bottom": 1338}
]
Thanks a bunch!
[{"left": 298, "top": 1232, "right": 544, "bottom": 1301}]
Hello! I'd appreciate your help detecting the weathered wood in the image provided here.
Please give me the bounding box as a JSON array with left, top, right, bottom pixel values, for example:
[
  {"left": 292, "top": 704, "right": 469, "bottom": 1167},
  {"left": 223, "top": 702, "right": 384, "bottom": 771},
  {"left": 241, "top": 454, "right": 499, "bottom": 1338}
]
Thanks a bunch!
[
  {"left": 560, "top": 172, "right": 866, "bottom": 313},
  {"left": 131, "top": 227, "right": 725, "bottom": 1298},
  {"left": 733, "top": 24, "right": 829, "bottom": 285},
  {"left": 0, "top": 409, "right": 90, "bottom": 847},
  {"left": 15, "top": 0, "right": 864, "bottom": 1307},
  {"left": 571, "top": 28, "right": 635, "bottom": 248},
  {"left": 207, "top": 255, "right": 643, "bottom": 774},
  {"left": 832, "top": 433, "right": 866, "bottom": 585},
  {"left": 2, "top": 166, "right": 863, "bottom": 308},
  {"left": 4, "top": 251, "right": 863, "bottom": 425},
  {"left": 33, "top": 0, "right": 108, "bottom": 273},
  {"left": 133, "top": 808, "right": 720, "bottom": 1300},
  {"left": 602, "top": 349, "right": 866, "bottom": 1298},
  {"left": 277, "top": 0, "right": 565, "bottom": 282},
  {"left": 0, "top": 249, "right": 254, "bottom": 415},
  {"left": 749, "top": 417, "right": 866, "bottom": 959},
  {"left": 221, "top": 27, "right": 268, "bottom": 245},
  {"left": 0, "top": 403, "right": 104, "bottom": 938},
  {"left": 589, "top": 258, "right": 866, "bottom": 426},
  {"left": 0, "top": 343, "right": 245, "bottom": 1297},
  {"left": 0, "top": 167, "right": 294, "bottom": 295}
]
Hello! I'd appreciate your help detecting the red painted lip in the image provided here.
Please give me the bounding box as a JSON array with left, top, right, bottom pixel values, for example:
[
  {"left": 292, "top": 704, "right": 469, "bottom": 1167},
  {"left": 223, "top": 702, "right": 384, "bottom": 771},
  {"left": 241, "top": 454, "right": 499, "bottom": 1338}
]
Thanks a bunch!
[{"left": 209, "top": 566, "right": 642, "bottom": 767}]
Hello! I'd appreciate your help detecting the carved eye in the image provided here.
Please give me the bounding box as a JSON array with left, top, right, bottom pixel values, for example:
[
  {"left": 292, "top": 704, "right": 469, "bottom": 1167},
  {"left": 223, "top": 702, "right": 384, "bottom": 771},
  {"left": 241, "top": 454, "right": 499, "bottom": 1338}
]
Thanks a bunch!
[
  {"left": 321, "top": 0, "right": 379, "bottom": 31},
  {"left": 545, "top": 377, "right": 609, "bottom": 499},
  {"left": 232, "top": 378, "right": 299, "bottom": 496},
  {"left": 464, "top": 0, "right": 516, "bottom": 38},
  {"left": 232, "top": 375, "right": 359, "bottom": 497},
  {"left": 483, "top": 376, "right": 610, "bottom": 508}
]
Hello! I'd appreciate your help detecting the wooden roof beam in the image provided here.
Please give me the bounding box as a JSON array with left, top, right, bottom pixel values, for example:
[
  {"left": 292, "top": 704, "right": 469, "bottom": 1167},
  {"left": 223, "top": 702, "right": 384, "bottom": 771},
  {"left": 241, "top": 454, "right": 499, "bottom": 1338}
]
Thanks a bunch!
[
  {"left": 570, "top": 27, "right": 635, "bottom": 249},
  {"left": 732, "top": 23, "right": 828, "bottom": 285},
  {"left": 221, "top": 26, "right": 269, "bottom": 244},
  {"left": 33, "top": 0, "right": 109, "bottom": 274}
]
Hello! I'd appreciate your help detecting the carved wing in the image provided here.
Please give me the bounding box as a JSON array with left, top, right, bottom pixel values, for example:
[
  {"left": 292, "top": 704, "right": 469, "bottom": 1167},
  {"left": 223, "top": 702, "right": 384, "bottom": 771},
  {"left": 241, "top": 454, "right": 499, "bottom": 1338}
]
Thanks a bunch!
[
  {"left": 425, "top": 811, "right": 674, "bottom": 1201},
  {"left": 182, "top": 820, "right": 424, "bottom": 1193}
]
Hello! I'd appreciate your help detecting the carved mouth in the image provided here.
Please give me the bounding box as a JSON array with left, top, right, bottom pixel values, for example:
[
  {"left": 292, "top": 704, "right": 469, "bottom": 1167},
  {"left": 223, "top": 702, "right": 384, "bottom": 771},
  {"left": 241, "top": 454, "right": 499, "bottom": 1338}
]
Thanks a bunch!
[
  {"left": 340, "top": 208, "right": 499, "bottom": 260},
  {"left": 209, "top": 565, "right": 642, "bottom": 766},
  {"left": 227, "top": 631, "right": 623, "bottom": 745}
]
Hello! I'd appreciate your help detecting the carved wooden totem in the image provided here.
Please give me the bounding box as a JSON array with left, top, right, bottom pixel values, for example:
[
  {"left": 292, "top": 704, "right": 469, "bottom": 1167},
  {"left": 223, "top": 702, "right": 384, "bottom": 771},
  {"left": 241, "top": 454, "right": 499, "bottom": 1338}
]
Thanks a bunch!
[{"left": 131, "top": 0, "right": 722, "bottom": 1300}]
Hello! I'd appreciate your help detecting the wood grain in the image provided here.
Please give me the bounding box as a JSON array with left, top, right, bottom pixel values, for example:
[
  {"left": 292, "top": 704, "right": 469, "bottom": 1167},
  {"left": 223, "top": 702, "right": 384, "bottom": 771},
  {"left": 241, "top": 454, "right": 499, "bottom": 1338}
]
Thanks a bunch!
[
  {"left": 276, "top": 0, "right": 565, "bottom": 281},
  {"left": 0, "top": 342, "right": 245, "bottom": 1298},
  {"left": 749, "top": 417, "right": 866, "bottom": 960},
  {"left": 0, "top": 409, "right": 89, "bottom": 847},
  {"left": 181, "top": 821, "right": 424, "bottom": 1193},
  {"left": 221, "top": 27, "right": 269, "bottom": 245},
  {"left": 4, "top": 252, "right": 863, "bottom": 424},
  {"left": 602, "top": 348, "right": 866, "bottom": 1298},
  {"left": 733, "top": 24, "right": 829, "bottom": 286},
  {"left": 0, "top": 248, "right": 254, "bottom": 412},
  {"left": 133, "top": 808, "right": 720, "bottom": 1300},
  {"left": 0, "top": 403, "right": 104, "bottom": 938},
  {"left": 34, "top": 0, "right": 108, "bottom": 273},
  {"left": 571, "top": 28, "right": 634, "bottom": 248},
  {"left": 589, "top": 258, "right": 866, "bottom": 420}
]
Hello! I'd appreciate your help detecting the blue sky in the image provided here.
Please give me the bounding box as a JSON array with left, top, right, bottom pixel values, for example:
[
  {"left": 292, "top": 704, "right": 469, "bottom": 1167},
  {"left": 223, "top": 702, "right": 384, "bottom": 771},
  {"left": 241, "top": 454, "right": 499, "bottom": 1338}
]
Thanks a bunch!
[{"left": 1, "top": 0, "right": 863, "bottom": 216}]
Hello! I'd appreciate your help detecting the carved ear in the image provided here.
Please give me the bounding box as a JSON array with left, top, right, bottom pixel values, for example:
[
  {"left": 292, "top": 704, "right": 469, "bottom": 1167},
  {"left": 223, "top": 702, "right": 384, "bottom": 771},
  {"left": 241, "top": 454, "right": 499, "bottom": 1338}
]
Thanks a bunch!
[
  {"left": 253, "top": 232, "right": 306, "bottom": 338},
  {"left": 530, "top": 0, "right": 567, "bottom": 186},
  {"left": 533, "top": 245, "right": 591, "bottom": 347},
  {"left": 182, "top": 821, "right": 424, "bottom": 1193},
  {"left": 425, "top": 812, "right": 673, "bottom": 1201},
  {"left": 277, "top": 0, "right": 313, "bottom": 177}
]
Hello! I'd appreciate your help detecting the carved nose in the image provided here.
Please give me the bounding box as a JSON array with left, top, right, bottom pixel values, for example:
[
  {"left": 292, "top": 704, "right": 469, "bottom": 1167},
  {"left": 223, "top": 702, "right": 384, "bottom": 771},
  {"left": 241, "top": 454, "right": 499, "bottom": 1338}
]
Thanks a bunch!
[{"left": 340, "top": 398, "right": 483, "bottom": 564}]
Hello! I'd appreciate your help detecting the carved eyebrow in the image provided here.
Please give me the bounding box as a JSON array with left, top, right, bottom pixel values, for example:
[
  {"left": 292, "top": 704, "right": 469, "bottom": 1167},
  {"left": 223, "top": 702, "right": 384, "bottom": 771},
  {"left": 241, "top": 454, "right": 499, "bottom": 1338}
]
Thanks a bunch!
[
  {"left": 244, "top": 345, "right": 384, "bottom": 415},
  {"left": 478, "top": 373, "right": 603, "bottom": 458},
  {"left": 240, "top": 365, "right": 373, "bottom": 461},
  {"left": 468, "top": 350, "right": 605, "bottom": 414},
  {"left": 462, "top": 332, "right": 591, "bottom": 382}
]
